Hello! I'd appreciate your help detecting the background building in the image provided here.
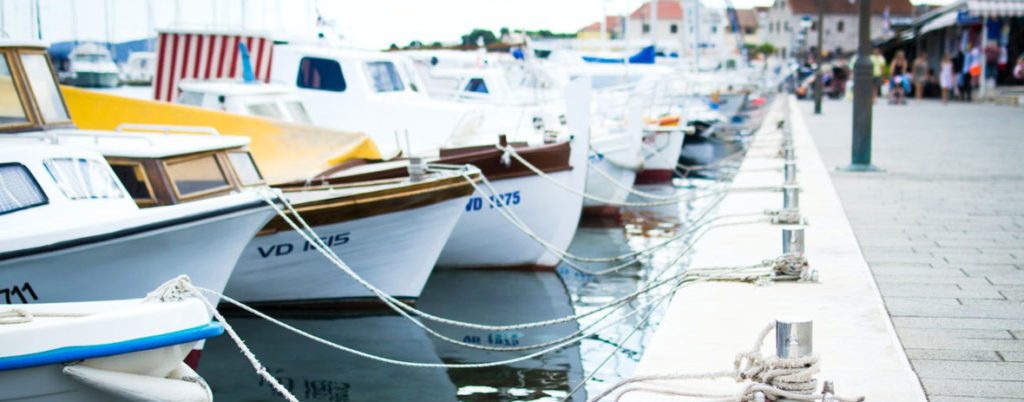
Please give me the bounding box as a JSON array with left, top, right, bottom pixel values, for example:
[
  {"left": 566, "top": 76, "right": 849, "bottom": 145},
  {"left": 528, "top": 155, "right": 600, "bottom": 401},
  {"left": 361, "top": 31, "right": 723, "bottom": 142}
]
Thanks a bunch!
[{"left": 762, "top": 0, "right": 914, "bottom": 57}]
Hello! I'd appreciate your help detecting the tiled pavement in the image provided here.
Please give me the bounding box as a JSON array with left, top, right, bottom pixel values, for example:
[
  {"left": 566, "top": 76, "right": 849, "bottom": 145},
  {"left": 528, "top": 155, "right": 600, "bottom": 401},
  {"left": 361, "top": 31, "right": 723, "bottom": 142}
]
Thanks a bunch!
[{"left": 798, "top": 99, "right": 1024, "bottom": 401}]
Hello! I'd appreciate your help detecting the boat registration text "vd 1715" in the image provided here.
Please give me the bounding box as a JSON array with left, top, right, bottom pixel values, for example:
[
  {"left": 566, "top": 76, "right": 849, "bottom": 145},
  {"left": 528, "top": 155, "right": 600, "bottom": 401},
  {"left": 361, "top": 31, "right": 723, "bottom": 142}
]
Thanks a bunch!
[
  {"left": 257, "top": 232, "right": 351, "bottom": 258},
  {"left": 465, "top": 191, "right": 521, "bottom": 212}
]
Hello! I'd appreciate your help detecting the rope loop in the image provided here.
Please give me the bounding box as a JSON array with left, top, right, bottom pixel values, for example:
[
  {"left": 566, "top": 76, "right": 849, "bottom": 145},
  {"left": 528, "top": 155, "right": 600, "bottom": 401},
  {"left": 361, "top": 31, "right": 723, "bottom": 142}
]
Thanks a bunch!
[{"left": 0, "top": 308, "right": 33, "bottom": 325}]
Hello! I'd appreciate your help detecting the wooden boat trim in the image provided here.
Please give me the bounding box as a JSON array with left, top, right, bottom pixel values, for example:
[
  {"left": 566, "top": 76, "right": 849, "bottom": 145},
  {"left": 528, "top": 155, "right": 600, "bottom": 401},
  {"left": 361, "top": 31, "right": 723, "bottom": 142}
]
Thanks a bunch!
[
  {"left": 287, "top": 141, "right": 572, "bottom": 187},
  {"left": 259, "top": 173, "right": 477, "bottom": 235}
]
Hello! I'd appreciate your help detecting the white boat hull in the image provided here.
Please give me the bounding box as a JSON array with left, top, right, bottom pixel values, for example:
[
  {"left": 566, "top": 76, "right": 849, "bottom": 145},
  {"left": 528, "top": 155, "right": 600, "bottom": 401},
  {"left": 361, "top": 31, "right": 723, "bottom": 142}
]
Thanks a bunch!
[
  {"left": 0, "top": 205, "right": 272, "bottom": 306},
  {"left": 436, "top": 170, "right": 583, "bottom": 270},
  {"left": 636, "top": 128, "right": 684, "bottom": 184},
  {"left": 583, "top": 134, "right": 641, "bottom": 215},
  {"left": 227, "top": 197, "right": 466, "bottom": 304}
]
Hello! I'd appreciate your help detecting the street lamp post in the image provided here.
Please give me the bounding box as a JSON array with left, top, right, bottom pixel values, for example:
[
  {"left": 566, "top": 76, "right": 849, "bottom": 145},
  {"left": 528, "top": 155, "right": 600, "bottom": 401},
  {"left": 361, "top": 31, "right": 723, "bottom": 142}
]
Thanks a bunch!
[
  {"left": 841, "top": 0, "right": 881, "bottom": 172},
  {"left": 813, "top": 0, "right": 824, "bottom": 114}
]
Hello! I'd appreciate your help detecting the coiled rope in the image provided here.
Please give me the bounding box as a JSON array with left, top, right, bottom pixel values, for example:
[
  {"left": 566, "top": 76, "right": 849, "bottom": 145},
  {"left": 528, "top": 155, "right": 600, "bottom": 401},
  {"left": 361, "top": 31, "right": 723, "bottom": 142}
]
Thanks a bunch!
[{"left": 587, "top": 322, "right": 865, "bottom": 402}]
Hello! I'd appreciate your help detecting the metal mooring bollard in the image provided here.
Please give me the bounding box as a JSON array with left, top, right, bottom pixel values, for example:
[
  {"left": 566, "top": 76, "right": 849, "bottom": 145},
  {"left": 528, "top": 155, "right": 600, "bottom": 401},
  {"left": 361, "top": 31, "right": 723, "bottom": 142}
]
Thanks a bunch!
[
  {"left": 776, "top": 319, "right": 814, "bottom": 402},
  {"left": 783, "top": 146, "right": 795, "bottom": 161},
  {"left": 776, "top": 318, "right": 813, "bottom": 359},
  {"left": 784, "top": 161, "right": 797, "bottom": 184},
  {"left": 407, "top": 157, "right": 427, "bottom": 182},
  {"left": 783, "top": 185, "right": 800, "bottom": 209},
  {"left": 782, "top": 227, "right": 805, "bottom": 255}
]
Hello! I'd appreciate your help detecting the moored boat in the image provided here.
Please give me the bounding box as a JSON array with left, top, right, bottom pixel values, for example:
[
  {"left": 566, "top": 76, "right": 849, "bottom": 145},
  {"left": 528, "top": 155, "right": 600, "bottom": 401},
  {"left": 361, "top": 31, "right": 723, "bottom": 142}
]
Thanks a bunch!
[
  {"left": 0, "top": 43, "right": 274, "bottom": 309},
  {"left": 0, "top": 286, "right": 222, "bottom": 402},
  {"left": 231, "top": 163, "right": 480, "bottom": 306},
  {"left": 59, "top": 42, "right": 120, "bottom": 88}
]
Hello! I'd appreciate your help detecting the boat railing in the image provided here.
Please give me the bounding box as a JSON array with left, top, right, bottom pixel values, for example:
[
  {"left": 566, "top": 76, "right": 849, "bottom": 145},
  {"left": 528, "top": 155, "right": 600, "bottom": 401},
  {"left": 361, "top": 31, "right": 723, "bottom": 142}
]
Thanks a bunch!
[
  {"left": 115, "top": 123, "right": 221, "bottom": 137},
  {"left": 46, "top": 130, "right": 156, "bottom": 146}
]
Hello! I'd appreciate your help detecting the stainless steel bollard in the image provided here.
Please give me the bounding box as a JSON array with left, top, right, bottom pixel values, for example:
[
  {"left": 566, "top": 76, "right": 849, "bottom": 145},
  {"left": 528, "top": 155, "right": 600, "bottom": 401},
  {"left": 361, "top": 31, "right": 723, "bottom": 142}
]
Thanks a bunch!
[
  {"left": 407, "top": 157, "right": 427, "bottom": 182},
  {"left": 783, "top": 146, "right": 795, "bottom": 161},
  {"left": 784, "top": 162, "right": 797, "bottom": 184},
  {"left": 782, "top": 227, "right": 805, "bottom": 255},
  {"left": 783, "top": 186, "right": 800, "bottom": 209},
  {"left": 776, "top": 318, "right": 813, "bottom": 359}
]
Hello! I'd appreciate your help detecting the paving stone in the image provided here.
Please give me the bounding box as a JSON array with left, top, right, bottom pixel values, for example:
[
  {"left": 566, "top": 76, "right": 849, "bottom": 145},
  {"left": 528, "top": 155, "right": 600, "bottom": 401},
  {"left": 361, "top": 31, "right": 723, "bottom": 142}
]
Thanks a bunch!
[
  {"left": 1003, "top": 291, "right": 1024, "bottom": 301},
  {"left": 913, "top": 361, "right": 1024, "bottom": 381},
  {"left": 922, "top": 378, "right": 1024, "bottom": 399},
  {"left": 900, "top": 337, "right": 1024, "bottom": 352},
  {"left": 870, "top": 266, "right": 968, "bottom": 277},
  {"left": 1001, "top": 352, "right": 1024, "bottom": 362},
  {"left": 945, "top": 254, "right": 1019, "bottom": 264},
  {"left": 898, "top": 328, "right": 1016, "bottom": 340},
  {"left": 877, "top": 284, "right": 1005, "bottom": 299},
  {"left": 887, "top": 304, "right": 1024, "bottom": 319},
  {"left": 905, "top": 349, "right": 1002, "bottom": 362},
  {"left": 892, "top": 317, "right": 1024, "bottom": 331},
  {"left": 873, "top": 275, "right": 989, "bottom": 285}
]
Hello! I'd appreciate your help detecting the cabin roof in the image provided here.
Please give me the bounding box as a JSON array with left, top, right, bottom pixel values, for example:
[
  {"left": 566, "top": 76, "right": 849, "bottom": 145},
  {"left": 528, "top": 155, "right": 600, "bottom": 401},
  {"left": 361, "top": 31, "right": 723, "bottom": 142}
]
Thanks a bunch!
[
  {"left": 0, "top": 40, "right": 48, "bottom": 50},
  {"left": 33, "top": 130, "right": 251, "bottom": 159},
  {"left": 178, "top": 80, "right": 296, "bottom": 97}
]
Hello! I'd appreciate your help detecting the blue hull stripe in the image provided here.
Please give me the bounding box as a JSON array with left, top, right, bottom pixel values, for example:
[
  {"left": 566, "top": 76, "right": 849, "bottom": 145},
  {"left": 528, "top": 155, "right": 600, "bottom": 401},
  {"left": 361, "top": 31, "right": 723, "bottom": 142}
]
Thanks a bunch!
[{"left": 0, "top": 321, "right": 224, "bottom": 371}]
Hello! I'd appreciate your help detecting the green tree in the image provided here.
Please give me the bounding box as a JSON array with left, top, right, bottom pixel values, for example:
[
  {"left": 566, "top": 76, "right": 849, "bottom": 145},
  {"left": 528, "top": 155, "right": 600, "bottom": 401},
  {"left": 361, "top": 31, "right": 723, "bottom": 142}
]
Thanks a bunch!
[{"left": 461, "top": 29, "right": 498, "bottom": 47}]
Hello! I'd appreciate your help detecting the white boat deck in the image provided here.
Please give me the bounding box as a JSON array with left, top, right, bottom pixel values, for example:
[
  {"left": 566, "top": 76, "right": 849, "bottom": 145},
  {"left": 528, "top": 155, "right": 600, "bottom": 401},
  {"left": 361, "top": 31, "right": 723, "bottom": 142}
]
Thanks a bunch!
[{"left": 621, "top": 96, "right": 928, "bottom": 401}]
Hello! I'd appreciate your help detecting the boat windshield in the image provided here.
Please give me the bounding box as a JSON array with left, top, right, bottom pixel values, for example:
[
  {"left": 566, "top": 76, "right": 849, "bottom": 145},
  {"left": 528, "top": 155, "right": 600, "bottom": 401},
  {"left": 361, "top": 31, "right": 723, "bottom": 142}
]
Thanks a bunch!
[
  {"left": 247, "top": 103, "right": 285, "bottom": 120},
  {"left": 20, "top": 53, "right": 70, "bottom": 123},
  {"left": 44, "top": 158, "right": 125, "bottom": 200},
  {"left": 283, "top": 101, "right": 312, "bottom": 125},
  {"left": 73, "top": 54, "right": 109, "bottom": 63},
  {"left": 0, "top": 54, "right": 29, "bottom": 127},
  {"left": 365, "top": 61, "right": 405, "bottom": 93}
]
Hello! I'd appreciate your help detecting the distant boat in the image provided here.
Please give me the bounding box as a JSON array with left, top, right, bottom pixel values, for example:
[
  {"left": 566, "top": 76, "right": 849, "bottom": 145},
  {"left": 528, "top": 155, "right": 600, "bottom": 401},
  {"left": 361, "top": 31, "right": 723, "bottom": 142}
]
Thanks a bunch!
[
  {"left": 120, "top": 51, "right": 155, "bottom": 86},
  {"left": 61, "top": 43, "right": 120, "bottom": 88}
]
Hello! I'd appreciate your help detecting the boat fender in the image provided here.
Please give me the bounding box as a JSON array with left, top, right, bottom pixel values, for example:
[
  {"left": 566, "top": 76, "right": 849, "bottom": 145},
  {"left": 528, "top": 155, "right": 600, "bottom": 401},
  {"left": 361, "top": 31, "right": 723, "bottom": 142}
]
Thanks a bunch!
[{"left": 63, "top": 362, "right": 213, "bottom": 402}]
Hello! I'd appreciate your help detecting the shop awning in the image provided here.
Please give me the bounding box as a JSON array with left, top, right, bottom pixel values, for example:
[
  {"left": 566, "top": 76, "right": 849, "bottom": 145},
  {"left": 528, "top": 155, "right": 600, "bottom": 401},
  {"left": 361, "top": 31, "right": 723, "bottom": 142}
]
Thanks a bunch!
[
  {"left": 921, "top": 11, "right": 959, "bottom": 34},
  {"left": 967, "top": 0, "right": 1024, "bottom": 17}
]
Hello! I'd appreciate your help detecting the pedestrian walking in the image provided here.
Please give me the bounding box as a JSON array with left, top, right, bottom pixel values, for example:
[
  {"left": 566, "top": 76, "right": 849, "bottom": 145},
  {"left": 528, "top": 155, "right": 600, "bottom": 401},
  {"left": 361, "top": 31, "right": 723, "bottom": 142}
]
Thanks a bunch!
[
  {"left": 1014, "top": 55, "right": 1024, "bottom": 82},
  {"left": 870, "top": 48, "right": 886, "bottom": 103},
  {"left": 940, "top": 54, "right": 954, "bottom": 105},
  {"left": 912, "top": 52, "right": 929, "bottom": 101},
  {"left": 889, "top": 50, "right": 909, "bottom": 105}
]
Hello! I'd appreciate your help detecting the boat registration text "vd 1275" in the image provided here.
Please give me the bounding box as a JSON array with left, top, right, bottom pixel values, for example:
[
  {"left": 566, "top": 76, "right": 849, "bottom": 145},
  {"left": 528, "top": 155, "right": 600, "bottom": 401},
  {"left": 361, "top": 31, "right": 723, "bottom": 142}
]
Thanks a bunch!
[
  {"left": 256, "top": 232, "right": 351, "bottom": 258},
  {"left": 465, "top": 191, "right": 521, "bottom": 212}
]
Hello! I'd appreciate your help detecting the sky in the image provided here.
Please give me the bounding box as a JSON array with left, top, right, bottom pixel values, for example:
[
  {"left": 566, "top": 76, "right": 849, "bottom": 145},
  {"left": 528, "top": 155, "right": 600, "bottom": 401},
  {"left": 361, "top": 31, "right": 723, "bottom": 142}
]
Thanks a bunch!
[{"left": 0, "top": 0, "right": 955, "bottom": 50}]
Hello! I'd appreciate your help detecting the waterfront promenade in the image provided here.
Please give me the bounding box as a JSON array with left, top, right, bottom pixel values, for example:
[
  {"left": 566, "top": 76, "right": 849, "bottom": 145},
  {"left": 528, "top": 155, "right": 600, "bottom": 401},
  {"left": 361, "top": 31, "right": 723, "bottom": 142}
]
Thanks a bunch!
[{"left": 800, "top": 100, "right": 1024, "bottom": 401}]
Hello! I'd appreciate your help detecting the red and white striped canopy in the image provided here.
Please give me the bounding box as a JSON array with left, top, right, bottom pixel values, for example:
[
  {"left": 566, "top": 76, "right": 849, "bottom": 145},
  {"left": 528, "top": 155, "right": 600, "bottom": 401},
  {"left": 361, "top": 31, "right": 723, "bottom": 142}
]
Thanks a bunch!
[{"left": 153, "top": 30, "right": 274, "bottom": 102}]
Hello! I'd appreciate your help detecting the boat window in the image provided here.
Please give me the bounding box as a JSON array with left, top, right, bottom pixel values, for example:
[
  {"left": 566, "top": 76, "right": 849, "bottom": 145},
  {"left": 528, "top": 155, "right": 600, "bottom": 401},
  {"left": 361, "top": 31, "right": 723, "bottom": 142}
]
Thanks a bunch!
[
  {"left": 165, "top": 154, "right": 231, "bottom": 198},
  {"left": 43, "top": 158, "right": 125, "bottom": 200},
  {"left": 109, "top": 162, "right": 155, "bottom": 204},
  {"left": 228, "top": 152, "right": 264, "bottom": 186},
  {"left": 177, "top": 91, "right": 204, "bottom": 107},
  {"left": 0, "top": 163, "right": 47, "bottom": 215},
  {"left": 365, "top": 61, "right": 405, "bottom": 92},
  {"left": 464, "top": 78, "right": 489, "bottom": 94},
  {"left": 20, "top": 53, "right": 70, "bottom": 124},
  {"left": 0, "top": 54, "right": 29, "bottom": 126},
  {"left": 246, "top": 103, "right": 285, "bottom": 120},
  {"left": 283, "top": 101, "right": 313, "bottom": 125},
  {"left": 297, "top": 57, "right": 346, "bottom": 92}
]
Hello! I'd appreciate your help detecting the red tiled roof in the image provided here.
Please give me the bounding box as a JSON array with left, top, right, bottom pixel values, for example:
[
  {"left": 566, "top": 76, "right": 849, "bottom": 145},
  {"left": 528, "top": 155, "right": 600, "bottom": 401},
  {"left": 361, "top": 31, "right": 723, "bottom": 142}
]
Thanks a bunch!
[
  {"left": 629, "top": 1, "right": 684, "bottom": 20},
  {"left": 735, "top": 9, "right": 758, "bottom": 29},
  {"left": 782, "top": 0, "right": 915, "bottom": 15},
  {"left": 579, "top": 16, "right": 624, "bottom": 33}
]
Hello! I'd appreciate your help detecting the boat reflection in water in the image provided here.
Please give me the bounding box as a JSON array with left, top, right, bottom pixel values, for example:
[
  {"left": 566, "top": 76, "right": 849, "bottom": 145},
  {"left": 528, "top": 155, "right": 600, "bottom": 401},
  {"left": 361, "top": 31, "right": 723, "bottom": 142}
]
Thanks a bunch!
[
  {"left": 418, "top": 270, "right": 586, "bottom": 401},
  {"left": 198, "top": 313, "right": 457, "bottom": 402}
]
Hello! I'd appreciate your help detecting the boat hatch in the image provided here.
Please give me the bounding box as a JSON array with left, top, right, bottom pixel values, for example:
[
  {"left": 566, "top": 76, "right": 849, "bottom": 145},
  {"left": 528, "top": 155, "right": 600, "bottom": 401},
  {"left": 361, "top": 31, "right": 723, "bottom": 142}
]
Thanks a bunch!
[
  {"left": 0, "top": 45, "right": 74, "bottom": 133},
  {"left": 107, "top": 149, "right": 264, "bottom": 207}
]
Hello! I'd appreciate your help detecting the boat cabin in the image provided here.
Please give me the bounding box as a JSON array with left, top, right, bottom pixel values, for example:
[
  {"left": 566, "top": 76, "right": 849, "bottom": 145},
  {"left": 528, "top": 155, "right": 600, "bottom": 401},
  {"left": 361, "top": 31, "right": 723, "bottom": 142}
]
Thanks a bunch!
[
  {"left": 175, "top": 80, "right": 314, "bottom": 125},
  {"left": 0, "top": 43, "right": 266, "bottom": 208}
]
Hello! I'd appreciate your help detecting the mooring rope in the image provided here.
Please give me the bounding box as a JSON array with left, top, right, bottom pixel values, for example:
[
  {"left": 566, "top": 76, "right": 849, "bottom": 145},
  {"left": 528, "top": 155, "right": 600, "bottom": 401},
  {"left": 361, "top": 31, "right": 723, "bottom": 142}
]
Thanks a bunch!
[
  {"left": 497, "top": 143, "right": 784, "bottom": 207},
  {"left": 0, "top": 309, "right": 88, "bottom": 324}
]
